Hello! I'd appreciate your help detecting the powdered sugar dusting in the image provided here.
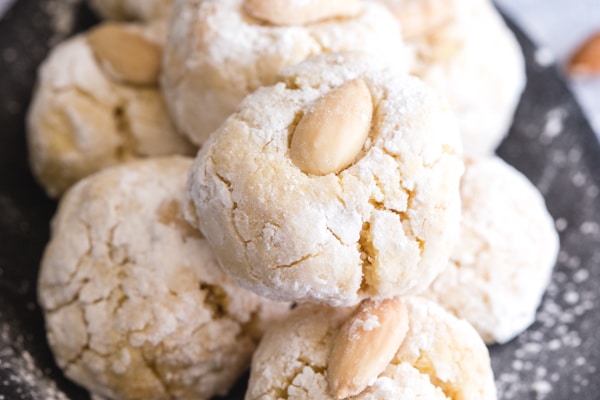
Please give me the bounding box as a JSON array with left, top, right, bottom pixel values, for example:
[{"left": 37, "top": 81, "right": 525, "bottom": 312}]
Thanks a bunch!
[
  {"left": 360, "top": 314, "right": 381, "bottom": 332},
  {"left": 493, "top": 232, "right": 600, "bottom": 399},
  {"left": 539, "top": 107, "right": 566, "bottom": 145},
  {"left": 0, "top": 319, "right": 68, "bottom": 400},
  {"left": 534, "top": 47, "right": 555, "bottom": 68},
  {"left": 492, "top": 93, "right": 600, "bottom": 398}
]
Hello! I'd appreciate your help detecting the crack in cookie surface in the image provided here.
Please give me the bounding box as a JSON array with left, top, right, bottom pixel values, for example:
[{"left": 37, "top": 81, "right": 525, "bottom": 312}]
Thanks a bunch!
[{"left": 39, "top": 158, "right": 290, "bottom": 399}]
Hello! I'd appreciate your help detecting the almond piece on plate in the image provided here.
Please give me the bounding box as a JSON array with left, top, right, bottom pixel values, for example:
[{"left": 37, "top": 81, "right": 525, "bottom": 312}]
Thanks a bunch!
[{"left": 567, "top": 31, "right": 600, "bottom": 76}]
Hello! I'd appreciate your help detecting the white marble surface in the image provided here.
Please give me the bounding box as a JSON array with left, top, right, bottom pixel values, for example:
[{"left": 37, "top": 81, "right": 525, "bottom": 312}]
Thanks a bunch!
[{"left": 0, "top": 0, "right": 598, "bottom": 137}]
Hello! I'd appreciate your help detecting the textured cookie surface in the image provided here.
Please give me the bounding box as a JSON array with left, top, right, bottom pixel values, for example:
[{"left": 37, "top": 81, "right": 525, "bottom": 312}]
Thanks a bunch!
[
  {"left": 378, "top": 0, "right": 526, "bottom": 156},
  {"left": 38, "top": 157, "right": 290, "bottom": 400},
  {"left": 186, "top": 53, "right": 463, "bottom": 306},
  {"left": 89, "top": 0, "right": 173, "bottom": 21},
  {"left": 162, "top": 0, "right": 409, "bottom": 145},
  {"left": 246, "top": 297, "right": 497, "bottom": 399},
  {"left": 423, "top": 157, "right": 559, "bottom": 344},
  {"left": 26, "top": 23, "right": 193, "bottom": 197}
]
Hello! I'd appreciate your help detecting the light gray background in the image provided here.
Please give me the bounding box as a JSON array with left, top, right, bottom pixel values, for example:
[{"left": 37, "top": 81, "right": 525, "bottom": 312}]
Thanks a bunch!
[{"left": 495, "top": 0, "right": 600, "bottom": 139}]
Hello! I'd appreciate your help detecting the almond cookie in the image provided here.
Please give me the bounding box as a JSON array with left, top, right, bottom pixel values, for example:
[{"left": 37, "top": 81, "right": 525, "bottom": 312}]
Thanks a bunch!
[
  {"left": 186, "top": 53, "right": 464, "bottom": 306},
  {"left": 37, "top": 157, "right": 290, "bottom": 400},
  {"left": 26, "top": 22, "right": 193, "bottom": 198},
  {"left": 161, "top": 0, "right": 409, "bottom": 146},
  {"left": 422, "top": 157, "right": 559, "bottom": 344},
  {"left": 377, "top": 0, "right": 526, "bottom": 156},
  {"left": 88, "top": 0, "right": 173, "bottom": 22},
  {"left": 246, "top": 296, "right": 497, "bottom": 399}
]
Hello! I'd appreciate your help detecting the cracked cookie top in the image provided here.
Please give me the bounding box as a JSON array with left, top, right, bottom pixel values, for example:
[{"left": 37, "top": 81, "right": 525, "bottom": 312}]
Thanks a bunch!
[
  {"left": 185, "top": 53, "right": 464, "bottom": 306},
  {"left": 89, "top": 0, "right": 174, "bottom": 22},
  {"left": 376, "top": 0, "right": 526, "bottom": 156},
  {"left": 161, "top": 0, "right": 409, "bottom": 146},
  {"left": 26, "top": 22, "right": 193, "bottom": 198},
  {"left": 37, "top": 157, "right": 290, "bottom": 400},
  {"left": 423, "top": 156, "right": 559, "bottom": 344},
  {"left": 245, "top": 297, "right": 496, "bottom": 399}
]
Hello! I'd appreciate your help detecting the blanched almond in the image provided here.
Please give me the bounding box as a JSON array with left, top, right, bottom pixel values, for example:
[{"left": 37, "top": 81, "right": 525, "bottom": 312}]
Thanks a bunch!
[
  {"left": 88, "top": 23, "right": 161, "bottom": 86},
  {"left": 290, "top": 79, "right": 372, "bottom": 176},
  {"left": 244, "top": 0, "right": 360, "bottom": 26},
  {"left": 328, "top": 297, "right": 409, "bottom": 399}
]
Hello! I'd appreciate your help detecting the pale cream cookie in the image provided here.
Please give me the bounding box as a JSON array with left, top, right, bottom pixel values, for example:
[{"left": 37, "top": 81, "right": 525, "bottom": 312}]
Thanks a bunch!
[
  {"left": 246, "top": 296, "right": 497, "bottom": 399},
  {"left": 376, "top": 0, "right": 526, "bottom": 156},
  {"left": 161, "top": 0, "right": 409, "bottom": 146},
  {"left": 186, "top": 53, "right": 464, "bottom": 306},
  {"left": 88, "top": 0, "right": 173, "bottom": 22},
  {"left": 26, "top": 22, "right": 193, "bottom": 198},
  {"left": 422, "top": 156, "right": 559, "bottom": 344},
  {"left": 37, "top": 157, "right": 290, "bottom": 400}
]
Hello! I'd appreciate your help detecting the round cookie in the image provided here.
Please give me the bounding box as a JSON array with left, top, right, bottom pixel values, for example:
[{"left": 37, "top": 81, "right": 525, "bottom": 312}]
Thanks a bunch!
[
  {"left": 376, "top": 0, "right": 526, "bottom": 156},
  {"left": 37, "top": 157, "right": 290, "bottom": 400},
  {"left": 27, "top": 22, "right": 193, "bottom": 198},
  {"left": 161, "top": 0, "right": 409, "bottom": 146},
  {"left": 88, "top": 0, "right": 173, "bottom": 21},
  {"left": 246, "top": 296, "right": 497, "bottom": 399},
  {"left": 422, "top": 157, "right": 559, "bottom": 344},
  {"left": 186, "top": 53, "right": 464, "bottom": 306}
]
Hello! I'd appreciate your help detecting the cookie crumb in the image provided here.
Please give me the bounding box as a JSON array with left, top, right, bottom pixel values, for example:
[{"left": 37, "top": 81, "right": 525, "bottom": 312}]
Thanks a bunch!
[
  {"left": 539, "top": 107, "right": 565, "bottom": 144},
  {"left": 535, "top": 47, "right": 555, "bottom": 68}
]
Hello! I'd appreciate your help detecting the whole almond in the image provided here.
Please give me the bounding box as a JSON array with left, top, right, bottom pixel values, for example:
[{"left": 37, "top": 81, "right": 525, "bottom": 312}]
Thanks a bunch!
[
  {"left": 88, "top": 23, "right": 162, "bottom": 86},
  {"left": 328, "top": 297, "right": 409, "bottom": 399},
  {"left": 290, "top": 79, "right": 373, "bottom": 176},
  {"left": 567, "top": 31, "right": 600, "bottom": 76},
  {"left": 244, "top": 0, "right": 360, "bottom": 26}
]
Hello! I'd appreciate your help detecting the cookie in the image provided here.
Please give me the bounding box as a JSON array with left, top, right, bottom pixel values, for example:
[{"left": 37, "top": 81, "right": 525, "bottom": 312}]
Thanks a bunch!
[
  {"left": 377, "top": 0, "right": 526, "bottom": 156},
  {"left": 185, "top": 53, "right": 464, "bottom": 306},
  {"left": 422, "top": 157, "right": 560, "bottom": 344},
  {"left": 161, "top": 0, "right": 409, "bottom": 146},
  {"left": 376, "top": 0, "right": 456, "bottom": 39},
  {"left": 88, "top": 0, "right": 173, "bottom": 22},
  {"left": 37, "top": 157, "right": 290, "bottom": 400},
  {"left": 26, "top": 22, "right": 193, "bottom": 198},
  {"left": 246, "top": 296, "right": 497, "bottom": 399}
]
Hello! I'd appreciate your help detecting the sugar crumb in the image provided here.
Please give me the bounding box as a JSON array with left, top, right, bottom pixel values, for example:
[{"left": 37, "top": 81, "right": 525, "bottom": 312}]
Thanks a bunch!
[
  {"left": 0, "top": 320, "right": 69, "bottom": 400},
  {"left": 539, "top": 107, "right": 565, "bottom": 144},
  {"left": 534, "top": 47, "right": 555, "bottom": 67},
  {"left": 555, "top": 218, "right": 567, "bottom": 232}
]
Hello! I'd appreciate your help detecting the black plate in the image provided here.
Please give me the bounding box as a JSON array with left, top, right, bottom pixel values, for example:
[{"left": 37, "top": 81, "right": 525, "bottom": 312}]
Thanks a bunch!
[{"left": 1, "top": 1, "right": 599, "bottom": 399}]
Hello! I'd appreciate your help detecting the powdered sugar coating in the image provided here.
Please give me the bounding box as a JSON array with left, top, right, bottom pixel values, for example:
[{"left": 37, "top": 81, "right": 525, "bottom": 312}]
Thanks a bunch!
[
  {"left": 423, "top": 157, "right": 559, "bottom": 344},
  {"left": 245, "top": 297, "right": 496, "bottom": 399},
  {"left": 186, "top": 53, "right": 463, "bottom": 306},
  {"left": 377, "top": 0, "right": 456, "bottom": 39},
  {"left": 26, "top": 23, "right": 193, "bottom": 198},
  {"left": 38, "top": 157, "right": 290, "bottom": 400},
  {"left": 377, "top": 0, "right": 526, "bottom": 156},
  {"left": 161, "top": 0, "right": 409, "bottom": 146}
]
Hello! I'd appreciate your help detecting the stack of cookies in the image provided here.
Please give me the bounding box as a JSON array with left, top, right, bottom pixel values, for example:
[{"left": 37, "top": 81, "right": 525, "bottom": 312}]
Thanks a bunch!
[{"left": 29, "top": 0, "right": 559, "bottom": 399}]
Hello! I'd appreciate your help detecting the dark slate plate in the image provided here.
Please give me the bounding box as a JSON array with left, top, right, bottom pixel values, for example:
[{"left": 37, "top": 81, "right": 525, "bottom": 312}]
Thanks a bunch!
[{"left": 1, "top": 1, "right": 599, "bottom": 399}]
